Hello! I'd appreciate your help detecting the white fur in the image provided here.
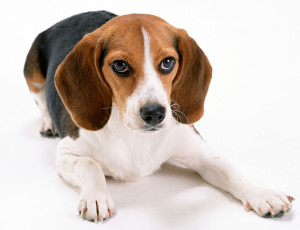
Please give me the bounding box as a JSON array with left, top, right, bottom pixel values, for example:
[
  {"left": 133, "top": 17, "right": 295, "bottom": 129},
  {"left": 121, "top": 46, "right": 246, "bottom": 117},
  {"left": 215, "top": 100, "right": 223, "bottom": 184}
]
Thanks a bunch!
[
  {"left": 55, "top": 27, "right": 292, "bottom": 221},
  {"left": 124, "top": 27, "right": 171, "bottom": 131},
  {"left": 32, "top": 87, "right": 55, "bottom": 134},
  {"left": 57, "top": 105, "right": 292, "bottom": 220}
]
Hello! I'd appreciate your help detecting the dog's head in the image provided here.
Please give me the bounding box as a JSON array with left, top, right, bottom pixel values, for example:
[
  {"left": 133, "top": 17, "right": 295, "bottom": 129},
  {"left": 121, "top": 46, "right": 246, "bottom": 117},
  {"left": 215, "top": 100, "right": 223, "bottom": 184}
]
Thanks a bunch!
[{"left": 55, "top": 14, "right": 212, "bottom": 133}]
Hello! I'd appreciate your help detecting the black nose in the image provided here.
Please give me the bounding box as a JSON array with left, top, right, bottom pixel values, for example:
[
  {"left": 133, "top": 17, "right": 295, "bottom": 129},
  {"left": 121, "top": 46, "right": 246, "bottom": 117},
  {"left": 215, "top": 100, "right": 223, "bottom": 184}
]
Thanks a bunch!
[{"left": 140, "top": 104, "right": 166, "bottom": 126}]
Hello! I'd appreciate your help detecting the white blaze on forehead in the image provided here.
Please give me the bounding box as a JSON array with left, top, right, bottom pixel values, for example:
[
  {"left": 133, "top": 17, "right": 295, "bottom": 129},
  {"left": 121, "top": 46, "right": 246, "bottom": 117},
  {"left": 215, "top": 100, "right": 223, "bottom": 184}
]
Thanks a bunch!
[
  {"left": 140, "top": 27, "right": 167, "bottom": 103},
  {"left": 142, "top": 27, "right": 156, "bottom": 80},
  {"left": 124, "top": 27, "right": 170, "bottom": 129}
]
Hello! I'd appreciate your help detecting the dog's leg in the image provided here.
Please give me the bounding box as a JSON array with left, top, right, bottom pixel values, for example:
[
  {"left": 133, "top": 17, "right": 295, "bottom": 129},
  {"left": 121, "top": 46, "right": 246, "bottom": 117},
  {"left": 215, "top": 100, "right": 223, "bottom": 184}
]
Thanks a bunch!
[
  {"left": 171, "top": 125, "right": 294, "bottom": 217},
  {"left": 24, "top": 39, "right": 57, "bottom": 136},
  {"left": 56, "top": 136, "right": 115, "bottom": 222},
  {"left": 25, "top": 72, "right": 57, "bottom": 136},
  {"left": 32, "top": 87, "right": 57, "bottom": 136}
]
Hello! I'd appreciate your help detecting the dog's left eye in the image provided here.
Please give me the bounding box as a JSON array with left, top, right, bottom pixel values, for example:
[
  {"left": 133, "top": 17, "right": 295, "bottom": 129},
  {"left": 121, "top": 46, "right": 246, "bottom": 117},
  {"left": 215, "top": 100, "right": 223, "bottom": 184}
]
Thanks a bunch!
[{"left": 159, "top": 57, "right": 176, "bottom": 74}]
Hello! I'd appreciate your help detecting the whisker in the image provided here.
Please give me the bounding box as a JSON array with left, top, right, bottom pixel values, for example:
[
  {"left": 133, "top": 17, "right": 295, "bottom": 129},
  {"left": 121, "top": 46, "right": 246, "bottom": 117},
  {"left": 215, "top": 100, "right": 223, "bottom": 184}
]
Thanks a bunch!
[{"left": 170, "top": 99, "right": 189, "bottom": 123}]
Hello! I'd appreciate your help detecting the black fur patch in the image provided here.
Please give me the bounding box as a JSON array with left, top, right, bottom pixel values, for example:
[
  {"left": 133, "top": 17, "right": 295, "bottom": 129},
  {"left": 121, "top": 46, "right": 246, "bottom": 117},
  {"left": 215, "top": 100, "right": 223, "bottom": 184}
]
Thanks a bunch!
[
  {"left": 27, "top": 11, "right": 117, "bottom": 137},
  {"left": 60, "top": 104, "right": 79, "bottom": 139}
]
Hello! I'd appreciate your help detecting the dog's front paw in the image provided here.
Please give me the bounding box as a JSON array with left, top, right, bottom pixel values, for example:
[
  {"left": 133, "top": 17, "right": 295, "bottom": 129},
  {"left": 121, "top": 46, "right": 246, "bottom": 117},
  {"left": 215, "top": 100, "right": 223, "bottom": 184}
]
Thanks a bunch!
[
  {"left": 242, "top": 186, "right": 294, "bottom": 218},
  {"left": 78, "top": 189, "right": 116, "bottom": 222}
]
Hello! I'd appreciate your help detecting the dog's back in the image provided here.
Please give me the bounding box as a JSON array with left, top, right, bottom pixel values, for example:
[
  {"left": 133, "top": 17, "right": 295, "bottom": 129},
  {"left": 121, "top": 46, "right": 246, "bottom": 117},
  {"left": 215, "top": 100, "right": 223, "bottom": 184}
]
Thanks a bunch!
[{"left": 24, "top": 11, "right": 116, "bottom": 137}]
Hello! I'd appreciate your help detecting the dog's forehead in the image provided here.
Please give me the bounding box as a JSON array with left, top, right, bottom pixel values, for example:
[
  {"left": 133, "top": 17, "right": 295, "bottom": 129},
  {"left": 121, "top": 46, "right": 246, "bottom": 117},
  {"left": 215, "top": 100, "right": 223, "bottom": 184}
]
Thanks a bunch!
[
  {"left": 97, "top": 14, "right": 179, "bottom": 120},
  {"left": 100, "top": 14, "right": 175, "bottom": 52},
  {"left": 103, "top": 14, "right": 169, "bottom": 29}
]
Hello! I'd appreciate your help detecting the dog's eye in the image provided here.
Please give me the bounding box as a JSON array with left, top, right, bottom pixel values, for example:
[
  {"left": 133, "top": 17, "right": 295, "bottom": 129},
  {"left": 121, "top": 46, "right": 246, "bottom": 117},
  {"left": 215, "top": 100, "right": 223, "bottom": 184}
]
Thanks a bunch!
[
  {"left": 159, "top": 57, "right": 176, "bottom": 74},
  {"left": 111, "top": 60, "right": 131, "bottom": 77}
]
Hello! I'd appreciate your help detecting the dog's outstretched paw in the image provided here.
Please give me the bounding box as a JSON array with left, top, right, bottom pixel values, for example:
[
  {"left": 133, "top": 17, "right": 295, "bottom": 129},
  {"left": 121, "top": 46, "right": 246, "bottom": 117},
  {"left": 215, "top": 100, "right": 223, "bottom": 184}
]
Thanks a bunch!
[{"left": 242, "top": 187, "right": 294, "bottom": 218}]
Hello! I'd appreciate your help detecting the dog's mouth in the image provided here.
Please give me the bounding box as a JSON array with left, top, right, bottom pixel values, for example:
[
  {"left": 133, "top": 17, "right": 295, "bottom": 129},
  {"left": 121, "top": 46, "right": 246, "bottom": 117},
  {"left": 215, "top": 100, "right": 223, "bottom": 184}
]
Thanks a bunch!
[{"left": 142, "top": 124, "right": 164, "bottom": 132}]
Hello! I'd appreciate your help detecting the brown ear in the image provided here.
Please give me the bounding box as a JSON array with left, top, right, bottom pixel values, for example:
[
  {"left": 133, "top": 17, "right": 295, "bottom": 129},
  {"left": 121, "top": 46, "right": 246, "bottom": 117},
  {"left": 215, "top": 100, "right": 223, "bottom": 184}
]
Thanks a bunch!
[
  {"left": 171, "top": 29, "right": 212, "bottom": 124},
  {"left": 55, "top": 32, "right": 112, "bottom": 130}
]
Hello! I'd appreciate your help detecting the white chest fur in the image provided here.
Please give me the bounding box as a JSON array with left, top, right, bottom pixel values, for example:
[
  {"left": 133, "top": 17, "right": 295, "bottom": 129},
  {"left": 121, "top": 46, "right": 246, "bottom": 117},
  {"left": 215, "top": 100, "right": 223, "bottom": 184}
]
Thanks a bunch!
[{"left": 58, "top": 108, "right": 180, "bottom": 181}]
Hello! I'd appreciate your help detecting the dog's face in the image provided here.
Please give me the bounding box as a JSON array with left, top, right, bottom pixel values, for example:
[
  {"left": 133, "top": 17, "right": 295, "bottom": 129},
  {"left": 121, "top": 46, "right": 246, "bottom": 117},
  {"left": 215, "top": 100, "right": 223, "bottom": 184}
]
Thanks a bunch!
[
  {"left": 55, "top": 14, "right": 212, "bottom": 132},
  {"left": 101, "top": 20, "right": 179, "bottom": 132}
]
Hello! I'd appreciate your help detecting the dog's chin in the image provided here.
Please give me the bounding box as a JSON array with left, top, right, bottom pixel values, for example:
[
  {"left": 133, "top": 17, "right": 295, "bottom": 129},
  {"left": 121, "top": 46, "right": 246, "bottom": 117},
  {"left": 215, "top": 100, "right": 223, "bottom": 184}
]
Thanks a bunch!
[
  {"left": 141, "top": 124, "right": 164, "bottom": 133},
  {"left": 125, "top": 122, "right": 167, "bottom": 134}
]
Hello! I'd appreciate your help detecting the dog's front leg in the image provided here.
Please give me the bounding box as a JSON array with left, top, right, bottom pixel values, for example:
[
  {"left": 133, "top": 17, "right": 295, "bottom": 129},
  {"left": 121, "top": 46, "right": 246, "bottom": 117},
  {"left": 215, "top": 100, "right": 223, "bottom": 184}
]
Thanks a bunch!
[
  {"left": 56, "top": 136, "right": 115, "bottom": 222},
  {"left": 171, "top": 125, "right": 294, "bottom": 217}
]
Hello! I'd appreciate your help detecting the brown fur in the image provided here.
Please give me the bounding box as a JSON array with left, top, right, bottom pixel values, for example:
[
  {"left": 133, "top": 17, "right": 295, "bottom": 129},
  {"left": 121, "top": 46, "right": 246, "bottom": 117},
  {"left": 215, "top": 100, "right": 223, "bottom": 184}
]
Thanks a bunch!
[
  {"left": 55, "top": 14, "right": 212, "bottom": 131},
  {"left": 100, "top": 17, "right": 145, "bottom": 116},
  {"left": 171, "top": 29, "right": 212, "bottom": 124},
  {"left": 24, "top": 38, "right": 45, "bottom": 93},
  {"left": 143, "top": 17, "right": 180, "bottom": 99},
  {"left": 55, "top": 31, "right": 112, "bottom": 131}
]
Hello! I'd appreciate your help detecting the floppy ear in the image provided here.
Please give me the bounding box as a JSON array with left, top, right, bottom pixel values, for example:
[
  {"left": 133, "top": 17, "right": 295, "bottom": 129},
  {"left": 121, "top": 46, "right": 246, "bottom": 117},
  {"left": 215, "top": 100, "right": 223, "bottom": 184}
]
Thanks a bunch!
[
  {"left": 55, "top": 32, "right": 112, "bottom": 131},
  {"left": 171, "top": 29, "right": 212, "bottom": 124}
]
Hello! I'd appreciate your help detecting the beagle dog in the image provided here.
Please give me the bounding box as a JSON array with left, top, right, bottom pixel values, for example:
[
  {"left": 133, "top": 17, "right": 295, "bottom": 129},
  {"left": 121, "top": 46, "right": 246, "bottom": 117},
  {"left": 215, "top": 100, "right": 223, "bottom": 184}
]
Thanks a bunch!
[{"left": 24, "top": 11, "right": 294, "bottom": 222}]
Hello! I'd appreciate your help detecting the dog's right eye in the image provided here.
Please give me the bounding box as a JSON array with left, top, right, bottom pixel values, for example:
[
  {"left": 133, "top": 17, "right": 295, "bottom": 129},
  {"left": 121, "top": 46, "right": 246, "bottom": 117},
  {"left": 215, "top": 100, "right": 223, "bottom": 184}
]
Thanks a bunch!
[{"left": 111, "top": 60, "right": 131, "bottom": 77}]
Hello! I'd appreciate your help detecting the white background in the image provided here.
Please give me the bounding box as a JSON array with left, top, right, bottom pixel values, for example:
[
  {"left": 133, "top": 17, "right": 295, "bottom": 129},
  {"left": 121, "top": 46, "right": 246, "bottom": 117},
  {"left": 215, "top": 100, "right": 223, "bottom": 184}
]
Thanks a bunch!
[{"left": 0, "top": 0, "right": 299, "bottom": 229}]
